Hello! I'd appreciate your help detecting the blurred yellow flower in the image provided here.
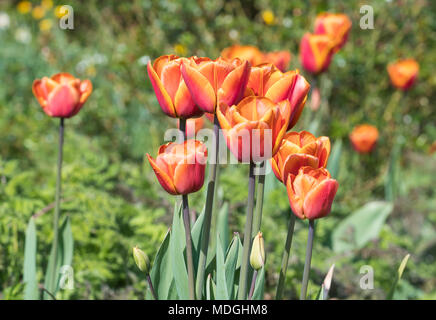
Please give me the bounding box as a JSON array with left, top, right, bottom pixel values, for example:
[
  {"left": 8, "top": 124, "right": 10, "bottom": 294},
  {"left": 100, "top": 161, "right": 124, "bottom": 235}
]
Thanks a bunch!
[
  {"left": 17, "top": 1, "right": 32, "bottom": 14},
  {"left": 41, "top": 0, "right": 53, "bottom": 10},
  {"left": 54, "top": 5, "right": 68, "bottom": 18},
  {"left": 262, "top": 10, "right": 275, "bottom": 25},
  {"left": 32, "top": 6, "right": 46, "bottom": 20},
  {"left": 86, "top": 65, "right": 97, "bottom": 77},
  {"left": 39, "top": 18, "right": 52, "bottom": 32},
  {"left": 174, "top": 44, "right": 187, "bottom": 56}
]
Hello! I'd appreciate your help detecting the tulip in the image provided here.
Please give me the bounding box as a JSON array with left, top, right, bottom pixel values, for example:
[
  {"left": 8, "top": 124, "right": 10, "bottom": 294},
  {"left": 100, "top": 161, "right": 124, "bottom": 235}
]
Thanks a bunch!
[
  {"left": 299, "top": 33, "right": 335, "bottom": 74},
  {"left": 263, "top": 51, "right": 292, "bottom": 72},
  {"left": 217, "top": 96, "right": 291, "bottom": 162},
  {"left": 146, "top": 140, "right": 207, "bottom": 195},
  {"left": 387, "top": 59, "right": 419, "bottom": 91},
  {"left": 250, "top": 232, "right": 265, "bottom": 271},
  {"left": 271, "top": 131, "right": 330, "bottom": 183},
  {"left": 286, "top": 167, "right": 338, "bottom": 220},
  {"left": 32, "top": 72, "right": 92, "bottom": 118},
  {"left": 181, "top": 57, "right": 250, "bottom": 114},
  {"left": 314, "top": 13, "right": 352, "bottom": 52},
  {"left": 246, "top": 64, "right": 310, "bottom": 130},
  {"left": 147, "top": 55, "right": 204, "bottom": 118},
  {"left": 349, "top": 124, "right": 379, "bottom": 153}
]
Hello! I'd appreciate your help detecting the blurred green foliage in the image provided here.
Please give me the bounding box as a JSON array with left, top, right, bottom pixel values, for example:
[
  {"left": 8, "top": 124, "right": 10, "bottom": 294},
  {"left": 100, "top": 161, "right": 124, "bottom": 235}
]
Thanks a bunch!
[{"left": 0, "top": 0, "right": 435, "bottom": 299}]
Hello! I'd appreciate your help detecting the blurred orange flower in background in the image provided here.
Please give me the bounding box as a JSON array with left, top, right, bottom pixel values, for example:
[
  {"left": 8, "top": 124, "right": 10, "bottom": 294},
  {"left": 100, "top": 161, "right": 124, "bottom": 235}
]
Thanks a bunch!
[
  {"left": 314, "top": 13, "right": 352, "bottom": 52},
  {"left": 349, "top": 124, "right": 379, "bottom": 153},
  {"left": 387, "top": 59, "right": 419, "bottom": 91},
  {"left": 299, "top": 33, "right": 335, "bottom": 74}
]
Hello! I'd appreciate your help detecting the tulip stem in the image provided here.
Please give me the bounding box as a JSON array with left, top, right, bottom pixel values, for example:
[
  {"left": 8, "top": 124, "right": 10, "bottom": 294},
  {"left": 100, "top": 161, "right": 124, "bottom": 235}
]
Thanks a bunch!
[
  {"left": 195, "top": 115, "right": 220, "bottom": 299},
  {"left": 48, "top": 117, "right": 64, "bottom": 298},
  {"left": 248, "top": 270, "right": 258, "bottom": 300},
  {"left": 238, "top": 161, "right": 256, "bottom": 300},
  {"left": 275, "top": 212, "right": 296, "bottom": 300},
  {"left": 182, "top": 194, "right": 196, "bottom": 300},
  {"left": 300, "top": 219, "right": 315, "bottom": 300},
  {"left": 146, "top": 275, "right": 158, "bottom": 300},
  {"left": 252, "top": 161, "right": 265, "bottom": 238}
]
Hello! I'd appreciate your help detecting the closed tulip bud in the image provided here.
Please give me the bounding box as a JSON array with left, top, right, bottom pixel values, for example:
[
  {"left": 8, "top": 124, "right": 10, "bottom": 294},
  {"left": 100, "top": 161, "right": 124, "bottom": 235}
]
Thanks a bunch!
[
  {"left": 146, "top": 140, "right": 207, "bottom": 195},
  {"left": 299, "top": 33, "right": 335, "bottom": 74},
  {"left": 133, "top": 246, "right": 150, "bottom": 274},
  {"left": 181, "top": 57, "right": 251, "bottom": 114},
  {"left": 250, "top": 232, "right": 265, "bottom": 271},
  {"left": 147, "top": 55, "right": 204, "bottom": 118},
  {"left": 286, "top": 167, "right": 338, "bottom": 220},
  {"left": 271, "top": 131, "right": 330, "bottom": 183},
  {"left": 387, "top": 59, "right": 419, "bottom": 91},
  {"left": 349, "top": 124, "right": 379, "bottom": 154},
  {"left": 32, "top": 73, "right": 92, "bottom": 118},
  {"left": 246, "top": 64, "right": 310, "bottom": 130},
  {"left": 217, "top": 96, "right": 291, "bottom": 162},
  {"left": 314, "top": 13, "right": 352, "bottom": 52}
]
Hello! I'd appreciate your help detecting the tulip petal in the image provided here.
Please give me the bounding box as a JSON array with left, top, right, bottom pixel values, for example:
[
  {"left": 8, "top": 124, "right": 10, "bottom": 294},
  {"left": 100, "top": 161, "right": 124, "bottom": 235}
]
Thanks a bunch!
[
  {"left": 47, "top": 84, "right": 80, "bottom": 118},
  {"left": 147, "top": 62, "right": 177, "bottom": 117},
  {"left": 181, "top": 63, "right": 216, "bottom": 113},
  {"left": 286, "top": 174, "right": 305, "bottom": 219},
  {"left": 146, "top": 153, "right": 179, "bottom": 195},
  {"left": 218, "top": 60, "right": 251, "bottom": 106},
  {"left": 173, "top": 154, "right": 206, "bottom": 195},
  {"left": 303, "top": 178, "right": 338, "bottom": 219},
  {"left": 281, "top": 153, "right": 319, "bottom": 182}
]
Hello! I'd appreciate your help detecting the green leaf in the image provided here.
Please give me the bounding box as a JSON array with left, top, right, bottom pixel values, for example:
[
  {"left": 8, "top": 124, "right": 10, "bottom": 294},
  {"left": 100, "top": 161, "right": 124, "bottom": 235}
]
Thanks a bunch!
[
  {"left": 206, "top": 274, "right": 216, "bottom": 300},
  {"left": 23, "top": 217, "right": 38, "bottom": 300},
  {"left": 224, "top": 234, "right": 240, "bottom": 299},
  {"left": 387, "top": 254, "right": 410, "bottom": 300},
  {"left": 61, "top": 216, "right": 74, "bottom": 268},
  {"left": 191, "top": 205, "right": 205, "bottom": 273},
  {"left": 215, "top": 234, "right": 229, "bottom": 299},
  {"left": 326, "top": 139, "right": 342, "bottom": 179},
  {"left": 332, "top": 201, "right": 394, "bottom": 253},
  {"left": 217, "top": 202, "right": 229, "bottom": 251},
  {"left": 316, "top": 264, "right": 335, "bottom": 300},
  {"left": 251, "top": 267, "right": 265, "bottom": 300},
  {"left": 385, "top": 141, "right": 401, "bottom": 202},
  {"left": 170, "top": 202, "right": 189, "bottom": 299}
]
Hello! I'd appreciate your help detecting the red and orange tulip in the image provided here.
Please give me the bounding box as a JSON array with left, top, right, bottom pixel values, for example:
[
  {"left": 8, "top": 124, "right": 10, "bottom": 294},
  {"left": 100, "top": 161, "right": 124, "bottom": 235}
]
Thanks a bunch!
[
  {"left": 147, "top": 55, "right": 204, "bottom": 118},
  {"left": 286, "top": 167, "right": 338, "bottom": 220},
  {"left": 146, "top": 140, "right": 207, "bottom": 195},
  {"left": 32, "top": 72, "right": 92, "bottom": 118},
  {"left": 349, "top": 124, "right": 379, "bottom": 154},
  {"left": 181, "top": 57, "right": 251, "bottom": 114},
  {"left": 271, "top": 131, "right": 330, "bottom": 183},
  {"left": 263, "top": 51, "right": 292, "bottom": 72},
  {"left": 299, "top": 33, "right": 335, "bottom": 74},
  {"left": 246, "top": 64, "right": 310, "bottom": 130},
  {"left": 216, "top": 96, "right": 291, "bottom": 162},
  {"left": 387, "top": 59, "right": 419, "bottom": 91},
  {"left": 314, "top": 13, "right": 352, "bottom": 52}
]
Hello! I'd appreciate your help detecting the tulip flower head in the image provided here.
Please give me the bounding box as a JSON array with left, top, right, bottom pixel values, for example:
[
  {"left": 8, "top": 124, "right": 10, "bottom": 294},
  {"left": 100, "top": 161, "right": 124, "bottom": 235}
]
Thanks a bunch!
[
  {"left": 147, "top": 55, "right": 205, "bottom": 119},
  {"left": 299, "top": 33, "right": 335, "bottom": 74},
  {"left": 146, "top": 140, "right": 207, "bottom": 195},
  {"left": 286, "top": 167, "right": 338, "bottom": 220},
  {"left": 181, "top": 57, "right": 251, "bottom": 114},
  {"left": 217, "top": 96, "right": 291, "bottom": 163},
  {"left": 32, "top": 72, "right": 92, "bottom": 118},
  {"left": 314, "top": 13, "right": 352, "bottom": 52},
  {"left": 263, "top": 51, "right": 292, "bottom": 72},
  {"left": 247, "top": 64, "right": 310, "bottom": 130},
  {"left": 349, "top": 124, "right": 379, "bottom": 154},
  {"left": 271, "top": 131, "right": 330, "bottom": 184},
  {"left": 387, "top": 59, "right": 419, "bottom": 91},
  {"left": 133, "top": 246, "right": 150, "bottom": 274}
]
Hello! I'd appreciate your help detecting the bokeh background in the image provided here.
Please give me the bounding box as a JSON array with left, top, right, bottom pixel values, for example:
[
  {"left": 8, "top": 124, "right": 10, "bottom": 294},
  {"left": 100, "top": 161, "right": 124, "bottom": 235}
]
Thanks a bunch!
[{"left": 0, "top": 0, "right": 435, "bottom": 299}]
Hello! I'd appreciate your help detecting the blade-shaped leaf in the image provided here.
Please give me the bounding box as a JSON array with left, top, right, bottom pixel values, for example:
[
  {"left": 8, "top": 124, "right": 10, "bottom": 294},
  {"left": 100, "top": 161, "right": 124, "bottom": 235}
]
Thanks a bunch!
[
  {"left": 224, "top": 234, "right": 240, "bottom": 299},
  {"left": 23, "top": 217, "right": 38, "bottom": 300},
  {"left": 327, "top": 139, "right": 342, "bottom": 179},
  {"left": 387, "top": 254, "right": 410, "bottom": 300},
  {"left": 217, "top": 203, "right": 229, "bottom": 251},
  {"left": 251, "top": 267, "right": 265, "bottom": 300},
  {"left": 316, "top": 264, "right": 335, "bottom": 300},
  {"left": 206, "top": 274, "right": 216, "bottom": 300},
  {"left": 215, "top": 234, "right": 229, "bottom": 299}
]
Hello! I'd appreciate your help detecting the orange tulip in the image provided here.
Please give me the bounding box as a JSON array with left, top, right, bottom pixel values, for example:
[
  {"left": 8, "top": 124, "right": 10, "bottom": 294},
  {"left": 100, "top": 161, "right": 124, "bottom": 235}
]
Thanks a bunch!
[
  {"left": 147, "top": 55, "right": 204, "bottom": 118},
  {"left": 246, "top": 64, "right": 310, "bottom": 130},
  {"left": 216, "top": 96, "right": 291, "bottom": 162},
  {"left": 32, "top": 72, "right": 92, "bottom": 118},
  {"left": 286, "top": 167, "right": 338, "bottom": 220},
  {"left": 263, "top": 51, "right": 292, "bottom": 72},
  {"left": 314, "top": 13, "right": 352, "bottom": 52},
  {"left": 146, "top": 140, "right": 207, "bottom": 195},
  {"left": 299, "top": 33, "right": 335, "bottom": 74},
  {"left": 271, "top": 131, "right": 330, "bottom": 183},
  {"left": 349, "top": 124, "right": 379, "bottom": 153},
  {"left": 181, "top": 57, "right": 251, "bottom": 114},
  {"left": 387, "top": 59, "right": 419, "bottom": 91}
]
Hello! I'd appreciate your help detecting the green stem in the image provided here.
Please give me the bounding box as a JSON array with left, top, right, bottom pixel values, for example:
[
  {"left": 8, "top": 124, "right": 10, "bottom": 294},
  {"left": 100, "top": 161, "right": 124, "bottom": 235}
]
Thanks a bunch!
[
  {"left": 300, "top": 219, "right": 315, "bottom": 300},
  {"left": 275, "top": 212, "right": 296, "bottom": 300},
  {"left": 248, "top": 270, "right": 258, "bottom": 300},
  {"left": 195, "top": 116, "right": 219, "bottom": 299},
  {"left": 147, "top": 275, "right": 158, "bottom": 300},
  {"left": 238, "top": 161, "right": 256, "bottom": 300},
  {"left": 252, "top": 162, "right": 265, "bottom": 238}
]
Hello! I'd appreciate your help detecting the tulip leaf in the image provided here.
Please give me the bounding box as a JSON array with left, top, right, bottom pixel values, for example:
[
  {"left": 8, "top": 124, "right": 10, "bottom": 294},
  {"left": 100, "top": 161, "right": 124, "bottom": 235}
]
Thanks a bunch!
[
  {"left": 23, "top": 217, "right": 39, "bottom": 300},
  {"left": 332, "top": 201, "right": 394, "bottom": 253},
  {"left": 191, "top": 205, "right": 205, "bottom": 271},
  {"left": 217, "top": 202, "right": 229, "bottom": 251},
  {"left": 327, "top": 139, "right": 342, "bottom": 179},
  {"left": 146, "top": 228, "right": 175, "bottom": 300},
  {"left": 385, "top": 140, "right": 402, "bottom": 202},
  {"left": 215, "top": 233, "right": 229, "bottom": 299},
  {"left": 316, "top": 264, "right": 335, "bottom": 300},
  {"left": 251, "top": 267, "right": 265, "bottom": 300},
  {"left": 224, "top": 234, "right": 240, "bottom": 299},
  {"left": 387, "top": 254, "right": 410, "bottom": 300},
  {"left": 170, "top": 202, "right": 189, "bottom": 300},
  {"left": 206, "top": 274, "right": 216, "bottom": 300}
]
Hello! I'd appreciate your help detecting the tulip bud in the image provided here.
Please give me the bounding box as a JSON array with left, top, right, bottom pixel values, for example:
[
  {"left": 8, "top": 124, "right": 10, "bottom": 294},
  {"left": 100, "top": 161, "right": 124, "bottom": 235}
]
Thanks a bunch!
[
  {"left": 250, "top": 232, "right": 265, "bottom": 271},
  {"left": 133, "top": 246, "right": 150, "bottom": 274}
]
